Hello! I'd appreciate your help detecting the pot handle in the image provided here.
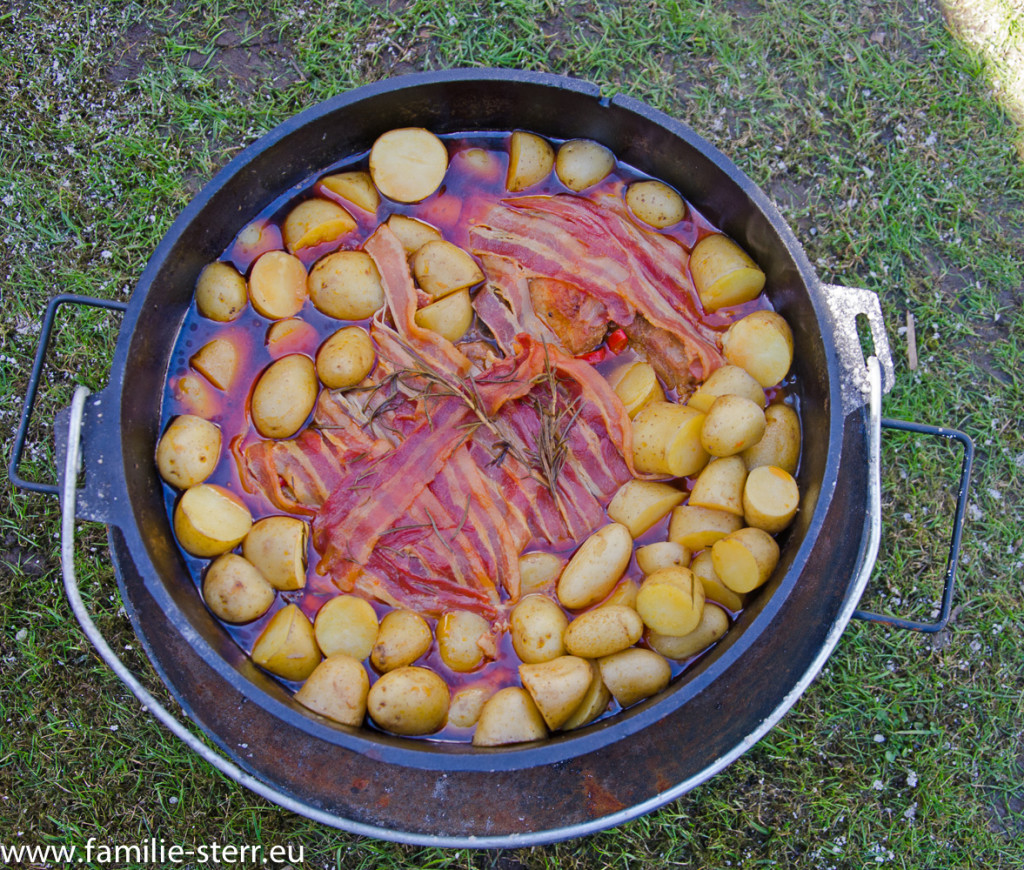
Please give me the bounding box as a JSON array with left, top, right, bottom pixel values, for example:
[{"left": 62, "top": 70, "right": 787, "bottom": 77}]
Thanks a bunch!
[{"left": 853, "top": 417, "right": 974, "bottom": 633}]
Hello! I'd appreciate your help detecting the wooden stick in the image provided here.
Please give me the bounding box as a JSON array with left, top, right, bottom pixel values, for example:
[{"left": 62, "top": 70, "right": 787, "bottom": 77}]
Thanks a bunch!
[{"left": 906, "top": 311, "right": 918, "bottom": 370}]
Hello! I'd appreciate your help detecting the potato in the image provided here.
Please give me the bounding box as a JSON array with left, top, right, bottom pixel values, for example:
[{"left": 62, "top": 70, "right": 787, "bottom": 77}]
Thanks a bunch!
[
  {"left": 369, "top": 127, "right": 449, "bottom": 203},
  {"left": 603, "top": 578, "right": 639, "bottom": 609},
  {"left": 635, "top": 541, "right": 690, "bottom": 576},
  {"left": 314, "top": 595, "right": 379, "bottom": 661},
  {"left": 251, "top": 603, "right": 321, "bottom": 682},
  {"left": 233, "top": 219, "right": 278, "bottom": 267},
  {"left": 510, "top": 594, "right": 568, "bottom": 664},
  {"left": 282, "top": 198, "right": 356, "bottom": 251},
  {"left": 266, "top": 318, "right": 319, "bottom": 358},
  {"left": 472, "top": 686, "right": 548, "bottom": 746},
  {"left": 366, "top": 666, "right": 449, "bottom": 736},
  {"left": 668, "top": 504, "right": 744, "bottom": 551},
  {"left": 319, "top": 170, "right": 380, "bottom": 213},
  {"left": 414, "top": 288, "right": 474, "bottom": 342},
  {"left": 173, "top": 484, "right": 252, "bottom": 557},
  {"left": 743, "top": 465, "right": 800, "bottom": 533},
  {"left": 190, "top": 338, "right": 238, "bottom": 391},
  {"left": 648, "top": 603, "right": 729, "bottom": 660},
  {"left": 448, "top": 686, "right": 493, "bottom": 728},
  {"left": 307, "top": 250, "right": 383, "bottom": 321},
  {"left": 632, "top": 401, "right": 709, "bottom": 478},
  {"left": 722, "top": 310, "right": 794, "bottom": 388},
  {"left": 608, "top": 361, "right": 665, "bottom": 419},
  {"left": 598, "top": 648, "right": 672, "bottom": 707},
  {"left": 250, "top": 354, "right": 318, "bottom": 439},
  {"left": 636, "top": 566, "right": 705, "bottom": 637},
  {"left": 519, "top": 655, "right": 594, "bottom": 730},
  {"left": 687, "top": 365, "right": 766, "bottom": 414},
  {"left": 156, "top": 414, "right": 222, "bottom": 489},
  {"left": 742, "top": 403, "right": 801, "bottom": 474},
  {"left": 385, "top": 214, "right": 443, "bottom": 254},
  {"left": 202, "top": 553, "right": 275, "bottom": 623},
  {"left": 564, "top": 605, "right": 644, "bottom": 659},
  {"left": 625, "top": 180, "right": 686, "bottom": 228},
  {"left": 437, "top": 610, "right": 492, "bottom": 672},
  {"left": 700, "top": 395, "right": 767, "bottom": 457},
  {"left": 294, "top": 654, "right": 370, "bottom": 726},
  {"left": 518, "top": 551, "right": 565, "bottom": 594},
  {"left": 711, "top": 527, "right": 781, "bottom": 593},
  {"left": 607, "top": 479, "right": 686, "bottom": 538},
  {"left": 690, "top": 549, "right": 746, "bottom": 612},
  {"left": 688, "top": 456, "right": 747, "bottom": 516},
  {"left": 562, "top": 660, "right": 611, "bottom": 730},
  {"left": 248, "top": 250, "right": 308, "bottom": 319},
  {"left": 370, "top": 609, "right": 432, "bottom": 672},
  {"left": 411, "top": 240, "right": 484, "bottom": 299},
  {"left": 557, "top": 522, "right": 633, "bottom": 609},
  {"left": 316, "top": 326, "right": 376, "bottom": 390},
  {"left": 555, "top": 139, "right": 615, "bottom": 191},
  {"left": 507, "top": 131, "right": 555, "bottom": 191},
  {"left": 195, "top": 261, "right": 247, "bottom": 322},
  {"left": 172, "top": 374, "right": 220, "bottom": 419},
  {"left": 690, "top": 233, "right": 767, "bottom": 313},
  {"left": 242, "top": 515, "right": 308, "bottom": 591}
]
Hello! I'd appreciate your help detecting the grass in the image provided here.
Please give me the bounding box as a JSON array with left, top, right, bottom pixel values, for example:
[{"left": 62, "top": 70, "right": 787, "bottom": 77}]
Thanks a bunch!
[{"left": 1, "top": 0, "right": 1022, "bottom": 867}]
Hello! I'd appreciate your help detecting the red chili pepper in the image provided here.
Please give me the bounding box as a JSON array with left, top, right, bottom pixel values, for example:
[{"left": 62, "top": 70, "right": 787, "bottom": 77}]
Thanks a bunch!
[
  {"left": 577, "top": 348, "right": 608, "bottom": 365},
  {"left": 606, "top": 327, "right": 628, "bottom": 355}
]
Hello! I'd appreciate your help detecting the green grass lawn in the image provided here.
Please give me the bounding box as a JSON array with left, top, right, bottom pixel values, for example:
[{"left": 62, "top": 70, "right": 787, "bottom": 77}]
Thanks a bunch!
[{"left": 1, "top": 1, "right": 1022, "bottom": 867}]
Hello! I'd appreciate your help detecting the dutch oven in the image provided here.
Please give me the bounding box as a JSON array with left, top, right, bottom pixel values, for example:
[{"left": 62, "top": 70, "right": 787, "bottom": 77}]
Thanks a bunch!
[{"left": 11, "top": 69, "right": 973, "bottom": 847}]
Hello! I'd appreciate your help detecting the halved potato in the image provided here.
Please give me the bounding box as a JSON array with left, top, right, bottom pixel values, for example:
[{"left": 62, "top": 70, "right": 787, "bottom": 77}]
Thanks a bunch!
[
  {"left": 437, "top": 610, "right": 492, "bottom": 672},
  {"left": 195, "top": 261, "right": 247, "bottom": 322},
  {"left": 308, "top": 250, "right": 384, "bottom": 320},
  {"left": 250, "top": 354, "right": 318, "bottom": 439},
  {"left": 625, "top": 180, "right": 686, "bottom": 228},
  {"left": 507, "top": 131, "right": 555, "bottom": 191},
  {"left": 242, "top": 515, "right": 308, "bottom": 591},
  {"left": 251, "top": 603, "right": 321, "bottom": 682},
  {"left": 688, "top": 456, "right": 747, "bottom": 516},
  {"left": 607, "top": 479, "right": 686, "bottom": 538},
  {"left": 202, "top": 553, "right": 275, "bottom": 624},
  {"left": 598, "top": 648, "right": 671, "bottom": 707},
  {"left": 690, "top": 233, "right": 767, "bottom": 313},
  {"left": 636, "top": 566, "right": 705, "bottom": 637},
  {"left": 190, "top": 338, "right": 238, "bottom": 391},
  {"left": 562, "top": 660, "right": 611, "bottom": 730},
  {"left": 173, "top": 484, "right": 252, "bottom": 558},
  {"left": 635, "top": 541, "right": 690, "bottom": 576},
  {"left": 603, "top": 578, "right": 639, "bottom": 609},
  {"left": 632, "top": 401, "right": 709, "bottom": 478},
  {"left": 519, "top": 655, "right": 594, "bottom": 730},
  {"left": 448, "top": 686, "right": 494, "bottom": 728},
  {"left": 711, "top": 527, "right": 781, "bottom": 593},
  {"left": 722, "top": 310, "right": 794, "bottom": 388},
  {"left": 742, "top": 403, "right": 801, "bottom": 474},
  {"left": 319, "top": 170, "right": 380, "bottom": 213},
  {"left": 367, "top": 666, "right": 449, "bottom": 736},
  {"left": 518, "top": 551, "right": 565, "bottom": 594},
  {"left": 172, "top": 374, "right": 220, "bottom": 419},
  {"left": 411, "top": 240, "right": 484, "bottom": 299},
  {"left": 369, "top": 127, "right": 449, "bottom": 203},
  {"left": 668, "top": 504, "right": 744, "bottom": 551},
  {"left": 700, "top": 395, "right": 767, "bottom": 457},
  {"left": 385, "top": 214, "right": 443, "bottom": 255},
  {"left": 648, "top": 603, "right": 729, "bottom": 660},
  {"left": 156, "top": 414, "right": 222, "bottom": 489},
  {"left": 314, "top": 595, "right": 379, "bottom": 661},
  {"left": 555, "top": 139, "right": 614, "bottom": 191},
  {"left": 743, "top": 465, "right": 800, "bottom": 533},
  {"left": 370, "top": 609, "right": 432, "bottom": 672},
  {"left": 316, "top": 326, "right": 376, "bottom": 390},
  {"left": 294, "top": 654, "right": 370, "bottom": 726},
  {"left": 690, "top": 549, "right": 746, "bottom": 612},
  {"left": 282, "top": 198, "right": 356, "bottom": 251},
  {"left": 564, "top": 605, "right": 644, "bottom": 659},
  {"left": 472, "top": 687, "right": 548, "bottom": 746},
  {"left": 557, "top": 523, "right": 633, "bottom": 609},
  {"left": 608, "top": 361, "right": 666, "bottom": 419},
  {"left": 249, "top": 250, "right": 307, "bottom": 319},
  {"left": 687, "top": 365, "right": 766, "bottom": 414},
  {"left": 414, "top": 288, "right": 474, "bottom": 342},
  {"left": 510, "top": 594, "right": 568, "bottom": 664},
  {"left": 266, "top": 318, "right": 319, "bottom": 358}
]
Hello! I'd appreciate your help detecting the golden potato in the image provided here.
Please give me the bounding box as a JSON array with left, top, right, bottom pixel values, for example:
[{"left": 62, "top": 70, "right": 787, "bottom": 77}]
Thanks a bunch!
[
  {"left": 242, "top": 515, "right": 308, "bottom": 591},
  {"left": 156, "top": 414, "right": 222, "bottom": 489},
  {"left": 691, "top": 233, "right": 767, "bottom": 313},
  {"left": 369, "top": 127, "right": 449, "bottom": 203},
  {"left": 366, "top": 666, "right": 449, "bottom": 736},
  {"left": 414, "top": 288, "right": 474, "bottom": 342},
  {"left": 308, "top": 250, "right": 384, "bottom": 320},
  {"left": 172, "top": 373, "right": 220, "bottom": 419},
  {"left": 688, "top": 456, "right": 747, "bottom": 516},
  {"left": 195, "top": 261, "right": 247, "bottom": 322},
  {"left": 448, "top": 686, "right": 493, "bottom": 728},
  {"left": 700, "top": 395, "right": 767, "bottom": 457},
  {"left": 625, "top": 180, "right": 686, "bottom": 228},
  {"left": 507, "top": 131, "right": 555, "bottom": 191},
  {"left": 265, "top": 318, "right": 319, "bottom": 359},
  {"left": 385, "top": 214, "right": 443, "bottom": 254},
  {"left": 636, "top": 566, "right": 705, "bottom": 637},
  {"left": 173, "top": 484, "right": 252, "bottom": 558},
  {"left": 190, "top": 338, "right": 238, "bottom": 391},
  {"left": 282, "top": 198, "right": 356, "bottom": 251},
  {"left": 711, "top": 527, "right": 781, "bottom": 593},
  {"left": 519, "top": 655, "right": 594, "bottom": 730},
  {"left": 608, "top": 361, "right": 666, "bottom": 419},
  {"left": 250, "top": 354, "right": 318, "bottom": 439},
  {"left": 743, "top": 465, "right": 800, "bottom": 533},
  {"left": 411, "top": 240, "right": 484, "bottom": 299},
  {"left": 370, "top": 609, "right": 432, "bottom": 672},
  {"left": 294, "top": 654, "right": 370, "bottom": 726},
  {"left": 314, "top": 595, "right": 379, "bottom": 661},
  {"left": 687, "top": 365, "right": 767, "bottom": 414},
  {"left": 316, "top": 326, "right": 376, "bottom": 389},
  {"left": 556, "top": 522, "right": 633, "bottom": 609},
  {"left": 555, "top": 139, "right": 615, "bottom": 191},
  {"left": 564, "top": 605, "right": 644, "bottom": 659},
  {"left": 668, "top": 504, "right": 744, "bottom": 551},
  {"left": 202, "top": 553, "right": 275, "bottom": 623},
  {"left": 690, "top": 549, "right": 745, "bottom": 612},
  {"left": 742, "top": 403, "right": 801, "bottom": 474},
  {"left": 562, "top": 660, "right": 611, "bottom": 730},
  {"left": 472, "top": 687, "right": 548, "bottom": 746},
  {"left": 251, "top": 603, "right": 321, "bottom": 682},
  {"left": 607, "top": 479, "right": 686, "bottom": 538},
  {"left": 510, "top": 594, "right": 568, "bottom": 664},
  {"left": 648, "top": 603, "right": 729, "bottom": 660},
  {"left": 603, "top": 578, "right": 639, "bottom": 609},
  {"left": 632, "top": 401, "right": 709, "bottom": 478},
  {"left": 635, "top": 541, "right": 690, "bottom": 576},
  {"left": 319, "top": 170, "right": 380, "bottom": 213},
  {"left": 518, "top": 551, "right": 565, "bottom": 594},
  {"left": 437, "top": 610, "right": 492, "bottom": 672},
  {"left": 248, "top": 250, "right": 307, "bottom": 319},
  {"left": 722, "top": 310, "right": 794, "bottom": 388},
  {"left": 598, "top": 648, "right": 671, "bottom": 707}
]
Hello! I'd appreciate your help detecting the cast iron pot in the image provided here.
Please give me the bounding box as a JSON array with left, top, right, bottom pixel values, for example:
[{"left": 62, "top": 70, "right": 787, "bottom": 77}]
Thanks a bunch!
[{"left": 14, "top": 69, "right": 971, "bottom": 847}]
